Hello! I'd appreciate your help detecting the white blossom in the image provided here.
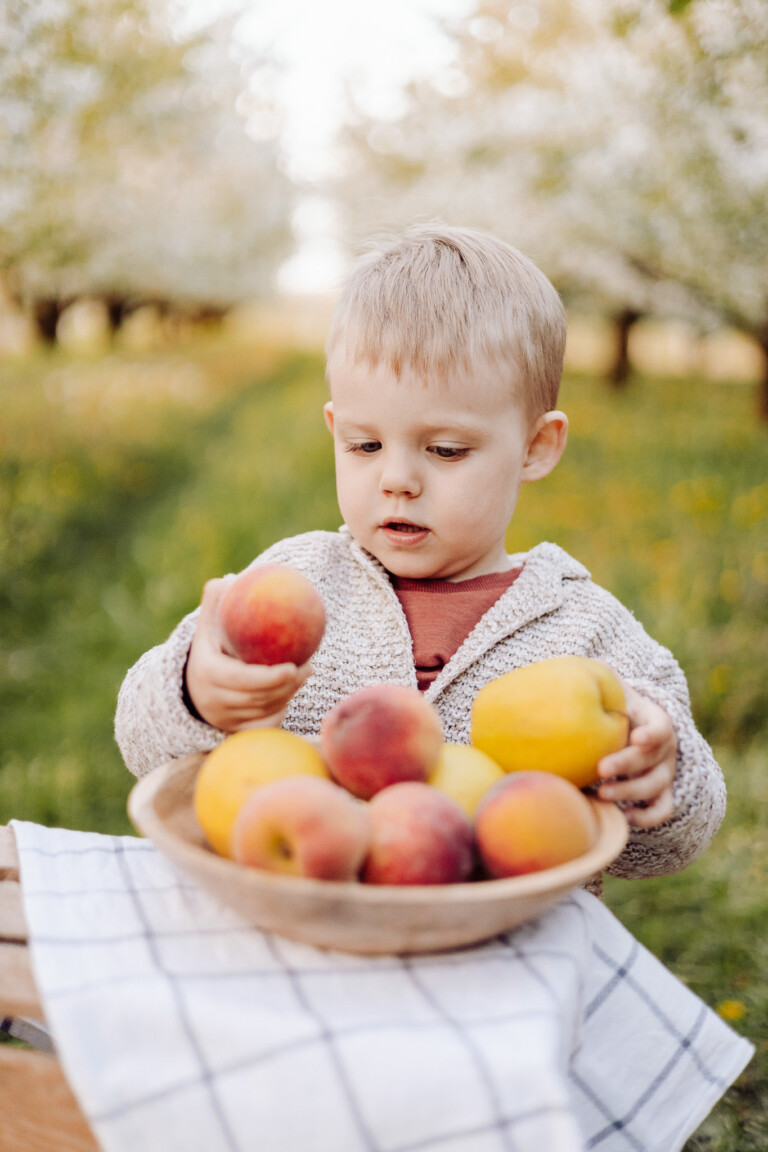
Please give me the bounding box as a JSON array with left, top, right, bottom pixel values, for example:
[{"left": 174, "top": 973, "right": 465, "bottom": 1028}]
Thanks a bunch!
[
  {"left": 0, "top": 0, "right": 294, "bottom": 308},
  {"left": 335, "top": 0, "right": 768, "bottom": 348}
]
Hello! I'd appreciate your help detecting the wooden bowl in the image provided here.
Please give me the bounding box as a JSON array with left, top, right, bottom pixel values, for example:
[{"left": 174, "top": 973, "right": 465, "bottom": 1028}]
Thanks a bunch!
[{"left": 128, "top": 752, "right": 628, "bottom": 955}]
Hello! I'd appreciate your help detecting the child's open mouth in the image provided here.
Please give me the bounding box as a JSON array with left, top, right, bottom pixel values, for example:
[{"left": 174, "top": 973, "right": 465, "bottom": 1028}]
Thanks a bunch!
[{"left": 381, "top": 521, "right": 430, "bottom": 545}]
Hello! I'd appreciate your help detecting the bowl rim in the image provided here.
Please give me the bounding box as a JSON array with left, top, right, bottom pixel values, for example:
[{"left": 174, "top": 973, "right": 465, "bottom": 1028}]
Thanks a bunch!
[{"left": 128, "top": 752, "right": 629, "bottom": 906}]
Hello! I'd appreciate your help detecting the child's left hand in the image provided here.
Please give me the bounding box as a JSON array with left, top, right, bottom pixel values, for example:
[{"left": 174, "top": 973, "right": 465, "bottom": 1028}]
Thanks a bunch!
[{"left": 596, "top": 684, "right": 677, "bottom": 828}]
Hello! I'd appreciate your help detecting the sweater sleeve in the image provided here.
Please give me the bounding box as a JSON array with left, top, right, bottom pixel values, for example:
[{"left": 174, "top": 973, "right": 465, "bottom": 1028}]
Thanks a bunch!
[
  {"left": 114, "top": 607, "right": 225, "bottom": 778},
  {"left": 113, "top": 530, "right": 352, "bottom": 778},
  {"left": 582, "top": 584, "right": 726, "bottom": 879}
]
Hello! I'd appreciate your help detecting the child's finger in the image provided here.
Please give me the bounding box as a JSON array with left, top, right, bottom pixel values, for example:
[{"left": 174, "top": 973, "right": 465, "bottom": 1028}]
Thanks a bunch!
[
  {"left": 628, "top": 720, "right": 666, "bottom": 749},
  {"left": 233, "top": 708, "right": 289, "bottom": 732},
  {"left": 598, "top": 721, "right": 675, "bottom": 782},
  {"left": 209, "top": 662, "right": 311, "bottom": 718},
  {"left": 199, "top": 575, "right": 233, "bottom": 610},
  {"left": 597, "top": 739, "right": 659, "bottom": 780},
  {"left": 196, "top": 577, "right": 236, "bottom": 639},
  {"left": 597, "top": 761, "right": 674, "bottom": 803},
  {"left": 626, "top": 692, "right": 676, "bottom": 753},
  {"left": 624, "top": 789, "right": 675, "bottom": 829},
  {"left": 208, "top": 657, "right": 301, "bottom": 692}
]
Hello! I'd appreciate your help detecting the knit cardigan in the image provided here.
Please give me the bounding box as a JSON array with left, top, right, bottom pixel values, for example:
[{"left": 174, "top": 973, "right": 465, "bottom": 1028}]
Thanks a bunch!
[{"left": 115, "top": 529, "right": 725, "bottom": 882}]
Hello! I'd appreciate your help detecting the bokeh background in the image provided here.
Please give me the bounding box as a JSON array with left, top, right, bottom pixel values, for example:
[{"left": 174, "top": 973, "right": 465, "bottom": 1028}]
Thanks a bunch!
[{"left": 1, "top": 1, "right": 766, "bottom": 1146}]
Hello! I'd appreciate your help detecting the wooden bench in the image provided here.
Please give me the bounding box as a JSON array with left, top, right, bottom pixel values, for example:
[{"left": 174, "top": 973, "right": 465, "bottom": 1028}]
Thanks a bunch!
[{"left": 0, "top": 825, "right": 99, "bottom": 1152}]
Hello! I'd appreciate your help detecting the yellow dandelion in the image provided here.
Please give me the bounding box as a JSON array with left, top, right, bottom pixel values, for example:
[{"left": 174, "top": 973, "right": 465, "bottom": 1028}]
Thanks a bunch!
[{"left": 716, "top": 1000, "right": 747, "bottom": 1022}]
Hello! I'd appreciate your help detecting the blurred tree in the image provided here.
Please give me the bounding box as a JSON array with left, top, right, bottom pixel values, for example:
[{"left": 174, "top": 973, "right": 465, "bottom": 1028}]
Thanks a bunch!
[
  {"left": 335, "top": 0, "right": 768, "bottom": 416},
  {"left": 0, "top": 0, "right": 293, "bottom": 335}
]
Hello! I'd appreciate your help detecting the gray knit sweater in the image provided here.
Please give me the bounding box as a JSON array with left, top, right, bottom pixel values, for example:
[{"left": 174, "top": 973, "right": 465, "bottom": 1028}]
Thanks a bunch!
[{"left": 115, "top": 529, "right": 725, "bottom": 881}]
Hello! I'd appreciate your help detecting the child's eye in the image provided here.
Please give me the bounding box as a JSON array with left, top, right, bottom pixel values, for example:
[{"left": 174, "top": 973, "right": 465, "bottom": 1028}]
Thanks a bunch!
[
  {"left": 429, "top": 446, "right": 470, "bottom": 460},
  {"left": 345, "top": 441, "right": 381, "bottom": 454}
]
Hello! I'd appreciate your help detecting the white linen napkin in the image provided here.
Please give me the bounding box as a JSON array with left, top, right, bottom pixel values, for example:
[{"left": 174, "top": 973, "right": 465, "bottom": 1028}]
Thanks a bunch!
[{"left": 13, "top": 820, "right": 752, "bottom": 1152}]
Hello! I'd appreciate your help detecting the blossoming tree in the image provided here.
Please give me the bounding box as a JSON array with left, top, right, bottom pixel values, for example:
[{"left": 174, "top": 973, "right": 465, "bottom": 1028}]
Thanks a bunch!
[
  {"left": 335, "top": 0, "right": 768, "bottom": 417},
  {"left": 0, "top": 0, "right": 293, "bottom": 339}
]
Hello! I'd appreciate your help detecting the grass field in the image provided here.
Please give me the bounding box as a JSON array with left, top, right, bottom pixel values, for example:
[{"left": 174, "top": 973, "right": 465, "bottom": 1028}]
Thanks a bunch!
[{"left": 0, "top": 334, "right": 765, "bottom": 1147}]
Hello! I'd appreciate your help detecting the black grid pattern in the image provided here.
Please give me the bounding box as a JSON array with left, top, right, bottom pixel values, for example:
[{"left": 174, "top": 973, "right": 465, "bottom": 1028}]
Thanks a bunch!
[{"left": 12, "top": 820, "right": 753, "bottom": 1152}]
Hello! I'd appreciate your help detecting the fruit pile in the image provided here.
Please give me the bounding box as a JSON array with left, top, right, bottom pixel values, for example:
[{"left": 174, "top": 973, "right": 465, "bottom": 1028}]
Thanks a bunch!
[{"left": 193, "top": 564, "right": 630, "bottom": 886}]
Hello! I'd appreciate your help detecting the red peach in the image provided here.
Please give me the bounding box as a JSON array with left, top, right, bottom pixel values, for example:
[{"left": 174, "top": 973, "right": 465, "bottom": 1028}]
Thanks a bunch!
[
  {"left": 362, "top": 782, "right": 475, "bottom": 886},
  {"left": 219, "top": 563, "right": 326, "bottom": 666},
  {"left": 232, "top": 776, "right": 371, "bottom": 880},
  {"left": 474, "top": 771, "right": 598, "bottom": 879},
  {"left": 320, "top": 684, "right": 443, "bottom": 800}
]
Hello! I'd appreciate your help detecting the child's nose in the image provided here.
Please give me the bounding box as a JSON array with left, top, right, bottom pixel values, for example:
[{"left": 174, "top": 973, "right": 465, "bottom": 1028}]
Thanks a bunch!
[{"left": 379, "top": 451, "right": 422, "bottom": 497}]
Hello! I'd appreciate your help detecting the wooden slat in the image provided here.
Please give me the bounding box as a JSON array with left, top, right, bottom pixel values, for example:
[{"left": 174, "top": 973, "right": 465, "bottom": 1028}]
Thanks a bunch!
[
  {"left": 0, "top": 825, "right": 20, "bottom": 881},
  {"left": 0, "top": 828, "right": 99, "bottom": 1152},
  {"left": 0, "top": 1048, "right": 100, "bottom": 1152},
  {"left": 0, "top": 881, "right": 28, "bottom": 942},
  {"left": 0, "top": 942, "right": 43, "bottom": 1018}
]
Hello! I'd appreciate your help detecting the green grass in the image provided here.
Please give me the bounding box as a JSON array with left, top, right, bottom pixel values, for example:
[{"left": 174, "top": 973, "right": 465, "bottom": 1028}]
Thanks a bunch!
[
  {"left": 605, "top": 744, "right": 767, "bottom": 1150},
  {"left": 0, "top": 338, "right": 765, "bottom": 1146}
]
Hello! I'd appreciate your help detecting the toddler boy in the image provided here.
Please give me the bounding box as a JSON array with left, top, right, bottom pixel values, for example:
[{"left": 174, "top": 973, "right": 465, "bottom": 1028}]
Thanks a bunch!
[{"left": 116, "top": 224, "right": 725, "bottom": 881}]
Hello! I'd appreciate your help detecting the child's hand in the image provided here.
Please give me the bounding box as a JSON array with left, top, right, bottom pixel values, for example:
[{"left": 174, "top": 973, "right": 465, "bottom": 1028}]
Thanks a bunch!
[
  {"left": 596, "top": 684, "right": 677, "bottom": 828},
  {"left": 185, "top": 579, "right": 312, "bottom": 733}
]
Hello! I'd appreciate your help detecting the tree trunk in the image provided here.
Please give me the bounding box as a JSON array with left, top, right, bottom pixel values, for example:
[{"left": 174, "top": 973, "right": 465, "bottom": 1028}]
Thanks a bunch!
[
  {"left": 104, "top": 296, "right": 128, "bottom": 335},
  {"left": 758, "top": 341, "right": 768, "bottom": 424},
  {"left": 609, "top": 308, "right": 642, "bottom": 388},
  {"left": 32, "top": 297, "right": 63, "bottom": 345},
  {"left": 757, "top": 314, "right": 768, "bottom": 424}
]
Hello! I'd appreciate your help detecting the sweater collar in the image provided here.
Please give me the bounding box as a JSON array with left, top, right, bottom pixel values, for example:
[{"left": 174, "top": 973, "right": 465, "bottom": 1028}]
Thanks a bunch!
[
  {"left": 425, "top": 543, "right": 590, "bottom": 700},
  {"left": 339, "top": 526, "right": 591, "bottom": 700}
]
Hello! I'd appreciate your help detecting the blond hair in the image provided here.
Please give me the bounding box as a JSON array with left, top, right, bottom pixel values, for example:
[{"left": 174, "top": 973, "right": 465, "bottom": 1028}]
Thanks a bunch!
[{"left": 326, "top": 223, "right": 566, "bottom": 421}]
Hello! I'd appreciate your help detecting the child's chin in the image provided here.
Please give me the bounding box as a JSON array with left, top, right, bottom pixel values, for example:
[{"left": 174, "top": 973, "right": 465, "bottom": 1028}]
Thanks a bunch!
[{"left": 380, "top": 554, "right": 444, "bottom": 580}]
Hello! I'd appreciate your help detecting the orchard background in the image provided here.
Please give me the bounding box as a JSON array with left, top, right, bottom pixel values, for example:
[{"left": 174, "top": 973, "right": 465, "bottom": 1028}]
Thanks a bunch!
[{"left": 1, "top": 329, "right": 765, "bottom": 1149}]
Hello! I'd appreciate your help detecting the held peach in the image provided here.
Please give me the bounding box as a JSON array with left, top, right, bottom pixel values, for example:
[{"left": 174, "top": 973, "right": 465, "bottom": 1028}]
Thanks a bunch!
[
  {"left": 427, "top": 743, "right": 505, "bottom": 819},
  {"left": 193, "top": 728, "right": 330, "bottom": 858},
  {"left": 320, "top": 683, "right": 443, "bottom": 800},
  {"left": 474, "top": 771, "right": 598, "bottom": 878},
  {"left": 471, "top": 656, "right": 630, "bottom": 788},
  {"left": 232, "top": 776, "right": 371, "bottom": 880},
  {"left": 218, "top": 563, "right": 326, "bottom": 666},
  {"left": 362, "top": 782, "right": 475, "bottom": 886}
]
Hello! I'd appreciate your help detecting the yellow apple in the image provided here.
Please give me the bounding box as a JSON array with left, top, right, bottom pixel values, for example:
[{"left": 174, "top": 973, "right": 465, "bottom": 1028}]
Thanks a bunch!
[
  {"left": 470, "top": 656, "right": 629, "bottom": 788},
  {"left": 194, "top": 729, "right": 330, "bottom": 858},
  {"left": 427, "top": 744, "right": 505, "bottom": 819}
]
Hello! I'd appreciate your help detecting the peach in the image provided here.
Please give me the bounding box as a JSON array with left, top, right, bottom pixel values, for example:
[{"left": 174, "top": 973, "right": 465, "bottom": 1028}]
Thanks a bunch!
[
  {"left": 362, "top": 782, "right": 475, "bottom": 886},
  {"left": 232, "top": 776, "right": 371, "bottom": 880},
  {"left": 320, "top": 683, "right": 443, "bottom": 800},
  {"left": 474, "top": 771, "right": 598, "bottom": 879},
  {"left": 218, "top": 563, "right": 326, "bottom": 666},
  {"left": 193, "top": 728, "right": 330, "bottom": 858}
]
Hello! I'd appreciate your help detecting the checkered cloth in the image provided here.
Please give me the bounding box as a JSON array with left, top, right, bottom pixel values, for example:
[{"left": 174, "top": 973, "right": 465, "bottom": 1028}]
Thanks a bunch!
[{"left": 12, "top": 820, "right": 752, "bottom": 1152}]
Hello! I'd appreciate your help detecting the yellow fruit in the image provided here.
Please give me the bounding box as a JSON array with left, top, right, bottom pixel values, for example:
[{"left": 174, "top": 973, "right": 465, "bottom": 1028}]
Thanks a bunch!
[
  {"left": 470, "top": 656, "right": 629, "bottom": 788},
  {"left": 193, "top": 729, "right": 329, "bottom": 857},
  {"left": 428, "top": 744, "right": 505, "bottom": 819}
]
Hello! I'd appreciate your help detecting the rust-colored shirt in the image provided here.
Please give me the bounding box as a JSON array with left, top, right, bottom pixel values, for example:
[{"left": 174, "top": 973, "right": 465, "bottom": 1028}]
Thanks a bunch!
[{"left": 390, "top": 567, "right": 523, "bottom": 691}]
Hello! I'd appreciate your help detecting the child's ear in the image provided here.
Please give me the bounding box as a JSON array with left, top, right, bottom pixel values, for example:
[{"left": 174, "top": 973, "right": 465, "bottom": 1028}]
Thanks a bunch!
[
  {"left": 521, "top": 411, "right": 568, "bottom": 482},
  {"left": 323, "top": 401, "right": 335, "bottom": 435}
]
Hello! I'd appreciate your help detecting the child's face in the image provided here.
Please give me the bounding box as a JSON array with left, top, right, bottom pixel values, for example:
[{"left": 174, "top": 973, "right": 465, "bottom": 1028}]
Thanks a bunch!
[{"left": 324, "top": 352, "right": 563, "bottom": 582}]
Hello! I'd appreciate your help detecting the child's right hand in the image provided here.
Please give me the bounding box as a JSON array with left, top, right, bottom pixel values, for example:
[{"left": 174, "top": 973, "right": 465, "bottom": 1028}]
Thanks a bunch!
[{"left": 184, "top": 579, "right": 313, "bottom": 732}]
